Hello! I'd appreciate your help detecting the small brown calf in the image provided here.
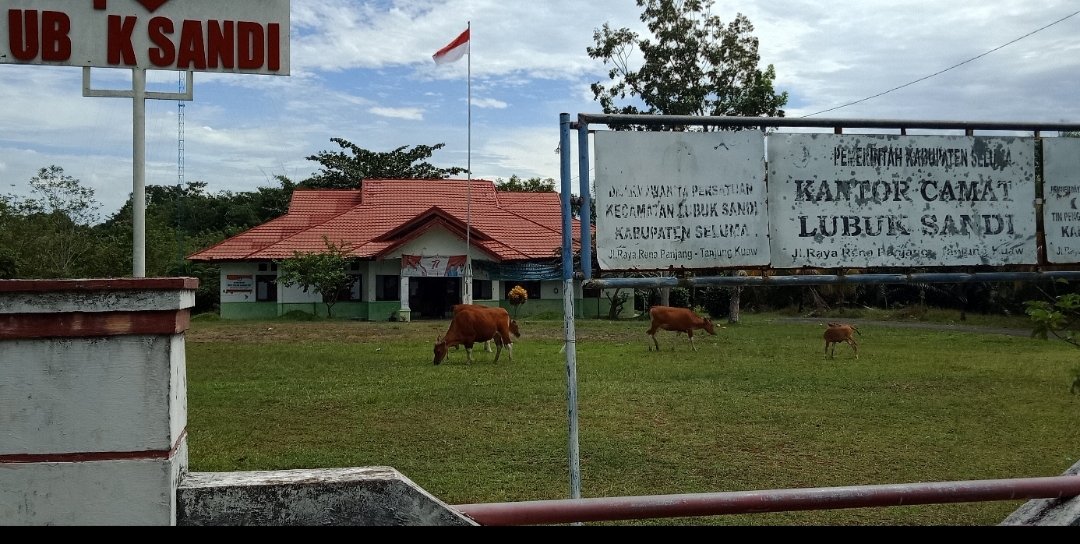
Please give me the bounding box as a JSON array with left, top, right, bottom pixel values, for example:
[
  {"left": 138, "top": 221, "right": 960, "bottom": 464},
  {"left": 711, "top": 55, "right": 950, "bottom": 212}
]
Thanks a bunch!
[{"left": 823, "top": 323, "right": 860, "bottom": 360}]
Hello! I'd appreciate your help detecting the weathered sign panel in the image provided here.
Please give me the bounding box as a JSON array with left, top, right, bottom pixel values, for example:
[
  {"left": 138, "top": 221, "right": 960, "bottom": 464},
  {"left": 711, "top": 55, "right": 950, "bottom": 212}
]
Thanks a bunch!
[
  {"left": 768, "top": 134, "right": 1037, "bottom": 268},
  {"left": 1042, "top": 137, "right": 1080, "bottom": 264},
  {"left": 594, "top": 131, "right": 770, "bottom": 270},
  {"left": 1, "top": 0, "right": 290, "bottom": 75},
  {"left": 223, "top": 274, "right": 253, "bottom": 294}
]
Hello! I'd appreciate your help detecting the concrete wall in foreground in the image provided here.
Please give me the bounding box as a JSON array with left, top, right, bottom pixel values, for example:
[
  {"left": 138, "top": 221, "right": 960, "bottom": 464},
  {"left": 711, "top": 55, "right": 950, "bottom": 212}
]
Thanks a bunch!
[
  {"left": 0, "top": 278, "right": 476, "bottom": 526},
  {"left": 0, "top": 278, "right": 195, "bottom": 526},
  {"left": 177, "top": 467, "right": 477, "bottom": 526}
]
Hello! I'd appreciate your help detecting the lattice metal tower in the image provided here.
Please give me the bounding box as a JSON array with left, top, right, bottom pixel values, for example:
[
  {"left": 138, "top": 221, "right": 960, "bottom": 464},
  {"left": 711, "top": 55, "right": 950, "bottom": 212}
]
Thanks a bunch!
[{"left": 176, "top": 72, "right": 186, "bottom": 268}]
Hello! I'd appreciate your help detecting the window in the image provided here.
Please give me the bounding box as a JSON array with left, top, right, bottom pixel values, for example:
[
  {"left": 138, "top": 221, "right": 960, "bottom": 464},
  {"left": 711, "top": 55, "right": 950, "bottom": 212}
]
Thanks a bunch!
[
  {"left": 504, "top": 281, "right": 541, "bottom": 301},
  {"left": 329, "top": 276, "right": 362, "bottom": 303},
  {"left": 258, "top": 262, "right": 278, "bottom": 272},
  {"left": 256, "top": 275, "right": 277, "bottom": 302},
  {"left": 376, "top": 275, "right": 400, "bottom": 301},
  {"left": 349, "top": 275, "right": 363, "bottom": 301},
  {"left": 473, "top": 279, "right": 492, "bottom": 300}
]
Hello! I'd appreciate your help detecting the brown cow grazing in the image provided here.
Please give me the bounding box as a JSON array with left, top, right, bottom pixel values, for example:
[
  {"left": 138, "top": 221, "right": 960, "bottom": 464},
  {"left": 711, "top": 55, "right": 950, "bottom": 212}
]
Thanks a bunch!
[
  {"left": 435, "top": 305, "right": 517, "bottom": 365},
  {"left": 452, "top": 304, "right": 521, "bottom": 353},
  {"left": 823, "top": 323, "right": 860, "bottom": 360},
  {"left": 646, "top": 306, "right": 716, "bottom": 352}
]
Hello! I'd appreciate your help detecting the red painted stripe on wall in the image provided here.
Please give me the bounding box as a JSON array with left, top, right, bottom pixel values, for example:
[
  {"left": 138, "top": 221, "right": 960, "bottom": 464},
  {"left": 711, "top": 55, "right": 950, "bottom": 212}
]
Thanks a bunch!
[
  {"left": 0, "top": 310, "right": 190, "bottom": 339},
  {"left": 0, "top": 432, "right": 187, "bottom": 464}
]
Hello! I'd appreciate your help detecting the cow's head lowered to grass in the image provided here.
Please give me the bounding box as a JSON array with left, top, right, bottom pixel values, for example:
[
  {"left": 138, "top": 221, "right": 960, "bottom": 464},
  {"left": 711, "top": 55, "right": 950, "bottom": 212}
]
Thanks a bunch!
[{"left": 433, "top": 306, "right": 517, "bottom": 365}]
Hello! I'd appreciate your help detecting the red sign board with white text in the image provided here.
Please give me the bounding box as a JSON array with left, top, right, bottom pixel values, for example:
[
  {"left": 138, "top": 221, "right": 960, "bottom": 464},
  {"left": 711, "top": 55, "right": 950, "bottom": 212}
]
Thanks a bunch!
[{"left": 1, "top": 0, "right": 289, "bottom": 75}]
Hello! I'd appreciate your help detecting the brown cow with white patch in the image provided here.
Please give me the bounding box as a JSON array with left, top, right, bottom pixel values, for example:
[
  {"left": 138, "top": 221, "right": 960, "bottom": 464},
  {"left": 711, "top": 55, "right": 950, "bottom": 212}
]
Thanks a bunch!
[
  {"left": 646, "top": 306, "right": 716, "bottom": 352},
  {"left": 823, "top": 323, "right": 860, "bottom": 359},
  {"left": 434, "top": 305, "right": 517, "bottom": 365},
  {"left": 452, "top": 304, "right": 521, "bottom": 353}
]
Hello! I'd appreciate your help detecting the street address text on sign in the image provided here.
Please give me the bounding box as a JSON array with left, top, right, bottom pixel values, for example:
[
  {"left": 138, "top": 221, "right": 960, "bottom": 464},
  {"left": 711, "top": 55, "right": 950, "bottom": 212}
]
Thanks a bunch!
[
  {"left": 594, "top": 131, "right": 770, "bottom": 270},
  {"left": 1, "top": 0, "right": 289, "bottom": 75}
]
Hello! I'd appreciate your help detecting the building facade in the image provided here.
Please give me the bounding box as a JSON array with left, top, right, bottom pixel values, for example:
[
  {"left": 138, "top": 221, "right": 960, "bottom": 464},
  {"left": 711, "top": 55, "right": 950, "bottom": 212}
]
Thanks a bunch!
[{"left": 189, "top": 179, "right": 616, "bottom": 320}]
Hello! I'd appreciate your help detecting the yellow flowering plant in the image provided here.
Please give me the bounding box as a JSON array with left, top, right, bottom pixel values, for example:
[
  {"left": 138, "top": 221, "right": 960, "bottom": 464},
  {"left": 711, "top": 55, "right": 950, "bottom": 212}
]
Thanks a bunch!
[{"left": 508, "top": 285, "right": 528, "bottom": 318}]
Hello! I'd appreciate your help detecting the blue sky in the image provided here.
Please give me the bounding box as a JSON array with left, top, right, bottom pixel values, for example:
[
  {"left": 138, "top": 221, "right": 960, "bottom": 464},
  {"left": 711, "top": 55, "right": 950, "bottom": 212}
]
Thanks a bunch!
[{"left": 2, "top": 0, "right": 1079, "bottom": 218}]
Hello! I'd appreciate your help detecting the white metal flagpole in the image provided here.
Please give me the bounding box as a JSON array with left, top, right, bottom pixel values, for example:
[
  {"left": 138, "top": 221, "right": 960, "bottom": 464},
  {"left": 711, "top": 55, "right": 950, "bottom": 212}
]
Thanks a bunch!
[
  {"left": 465, "top": 21, "right": 473, "bottom": 304},
  {"left": 432, "top": 26, "right": 473, "bottom": 303}
]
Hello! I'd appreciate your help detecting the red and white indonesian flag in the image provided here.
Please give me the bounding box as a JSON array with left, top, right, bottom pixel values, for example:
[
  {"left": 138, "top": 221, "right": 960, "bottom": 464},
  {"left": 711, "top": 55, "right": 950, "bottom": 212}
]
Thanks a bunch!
[{"left": 433, "top": 28, "right": 470, "bottom": 65}]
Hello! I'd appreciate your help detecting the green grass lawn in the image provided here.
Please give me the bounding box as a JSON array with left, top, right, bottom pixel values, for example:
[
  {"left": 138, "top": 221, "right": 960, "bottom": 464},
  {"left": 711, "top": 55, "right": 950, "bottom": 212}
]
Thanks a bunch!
[{"left": 184, "top": 312, "right": 1080, "bottom": 525}]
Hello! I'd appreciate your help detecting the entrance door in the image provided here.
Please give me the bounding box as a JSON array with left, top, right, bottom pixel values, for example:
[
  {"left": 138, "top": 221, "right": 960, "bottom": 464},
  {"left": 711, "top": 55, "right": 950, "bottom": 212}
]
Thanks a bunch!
[{"left": 410, "top": 278, "right": 461, "bottom": 319}]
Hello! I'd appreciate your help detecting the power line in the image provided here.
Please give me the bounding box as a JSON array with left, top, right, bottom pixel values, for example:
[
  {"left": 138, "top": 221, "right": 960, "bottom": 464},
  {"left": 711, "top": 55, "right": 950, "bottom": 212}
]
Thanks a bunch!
[{"left": 803, "top": 9, "right": 1080, "bottom": 118}]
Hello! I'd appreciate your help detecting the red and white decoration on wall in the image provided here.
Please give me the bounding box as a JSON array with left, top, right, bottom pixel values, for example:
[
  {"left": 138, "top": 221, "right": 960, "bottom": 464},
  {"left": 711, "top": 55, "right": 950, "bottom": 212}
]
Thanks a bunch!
[{"left": 401, "top": 255, "right": 467, "bottom": 277}]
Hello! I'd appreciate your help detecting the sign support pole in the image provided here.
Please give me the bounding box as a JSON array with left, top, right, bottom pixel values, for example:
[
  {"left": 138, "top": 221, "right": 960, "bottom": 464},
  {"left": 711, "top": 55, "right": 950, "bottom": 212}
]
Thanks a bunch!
[
  {"left": 133, "top": 68, "right": 146, "bottom": 277},
  {"left": 84, "top": 68, "right": 193, "bottom": 277},
  {"left": 559, "top": 113, "right": 581, "bottom": 505}
]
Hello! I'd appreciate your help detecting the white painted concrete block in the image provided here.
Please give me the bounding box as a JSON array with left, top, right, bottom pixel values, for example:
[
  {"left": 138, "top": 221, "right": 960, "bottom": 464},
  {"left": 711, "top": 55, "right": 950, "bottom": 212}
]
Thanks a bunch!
[
  {"left": 0, "top": 335, "right": 187, "bottom": 456},
  {"left": 0, "top": 437, "right": 187, "bottom": 526},
  {"left": 0, "top": 290, "right": 195, "bottom": 314}
]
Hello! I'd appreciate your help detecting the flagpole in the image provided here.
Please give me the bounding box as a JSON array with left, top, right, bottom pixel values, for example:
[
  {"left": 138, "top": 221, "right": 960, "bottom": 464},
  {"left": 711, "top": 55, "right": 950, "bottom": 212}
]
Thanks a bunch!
[{"left": 465, "top": 21, "right": 472, "bottom": 304}]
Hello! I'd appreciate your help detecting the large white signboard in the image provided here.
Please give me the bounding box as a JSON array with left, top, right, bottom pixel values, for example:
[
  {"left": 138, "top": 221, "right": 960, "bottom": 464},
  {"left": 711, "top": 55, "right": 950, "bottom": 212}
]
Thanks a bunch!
[
  {"left": 1043, "top": 138, "right": 1080, "bottom": 264},
  {"left": 1, "top": 0, "right": 289, "bottom": 75},
  {"left": 594, "top": 131, "right": 770, "bottom": 270},
  {"left": 768, "top": 134, "right": 1037, "bottom": 268}
]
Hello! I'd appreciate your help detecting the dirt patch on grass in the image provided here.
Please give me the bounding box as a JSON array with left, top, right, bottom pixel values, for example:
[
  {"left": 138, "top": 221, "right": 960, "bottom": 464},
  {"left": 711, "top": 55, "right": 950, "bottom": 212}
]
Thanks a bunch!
[{"left": 186, "top": 320, "right": 449, "bottom": 344}]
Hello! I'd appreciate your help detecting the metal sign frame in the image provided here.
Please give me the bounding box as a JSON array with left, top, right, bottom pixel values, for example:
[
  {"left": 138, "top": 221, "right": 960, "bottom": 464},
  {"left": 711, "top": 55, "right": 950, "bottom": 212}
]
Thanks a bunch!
[{"left": 558, "top": 112, "right": 1080, "bottom": 503}]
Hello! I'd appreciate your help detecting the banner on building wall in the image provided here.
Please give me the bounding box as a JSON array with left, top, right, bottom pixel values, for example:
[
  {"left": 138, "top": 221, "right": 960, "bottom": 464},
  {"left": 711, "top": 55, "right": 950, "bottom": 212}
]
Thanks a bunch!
[
  {"left": 594, "top": 131, "right": 771, "bottom": 270},
  {"left": 224, "top": 274, "right": 253, "bottom": 294},
  {"left": 401, "top": 255, "right": 467, "bottom": 277},
  {"left": 1042, "top": 138, "right": 1080, "bottom": 264},
  {"left": 768, "top": 134, "right": 1037, "bottom": 268}
]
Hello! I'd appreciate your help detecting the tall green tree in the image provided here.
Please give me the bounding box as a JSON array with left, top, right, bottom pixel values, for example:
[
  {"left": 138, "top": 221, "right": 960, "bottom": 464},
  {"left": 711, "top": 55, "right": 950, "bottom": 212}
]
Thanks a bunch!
[
  {"left": 276, "top": 237, "right": 355, "bottom": 318},
  {"left": 0, "top": 247, "right": 16, "bottom": 279},
  {"left": 588, "top": 0, "right": 787, "bottom": 319},
  {"left": 495, "top": 175, "right": 556, "bottom": 192},
  {"left": 0, "top": 166, "right": 103, "bottom": 278},
  {"left": 588, "top": 0, "right": 788, "bottom": 125},
  {"left": 303, "top": 138, "right": 467, "bottom": 189}
]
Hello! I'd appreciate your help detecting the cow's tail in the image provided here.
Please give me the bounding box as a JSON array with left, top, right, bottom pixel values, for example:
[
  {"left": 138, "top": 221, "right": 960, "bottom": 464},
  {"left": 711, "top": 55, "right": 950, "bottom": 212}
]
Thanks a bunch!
[{"left": 852, "top": 325, "right": 861, "bottom": 336}]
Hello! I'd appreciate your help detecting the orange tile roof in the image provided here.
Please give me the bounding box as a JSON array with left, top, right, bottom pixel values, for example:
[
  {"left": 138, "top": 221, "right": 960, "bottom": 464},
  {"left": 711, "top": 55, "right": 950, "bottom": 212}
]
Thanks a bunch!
[{"left": 187, "top": 179, "right": 582, "bottom": 263}]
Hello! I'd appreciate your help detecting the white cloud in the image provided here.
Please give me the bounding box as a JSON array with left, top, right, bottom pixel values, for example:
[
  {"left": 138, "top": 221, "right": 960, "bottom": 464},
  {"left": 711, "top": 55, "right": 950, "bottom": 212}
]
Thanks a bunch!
[
  {"left": 5, "top": 0, "right": 1080, "bottom": 219},
  {"left": 471, "top": 98, "right": 507, "bottom": 109},
  {"left": 290, "top": 0, "right": 636, "bottom": 78},
  {"left": 369, "top": 107, "right": 425, "bottom": 120},
  {"left": 477, "top": 126, "right": 563, "bottom": 184}
]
